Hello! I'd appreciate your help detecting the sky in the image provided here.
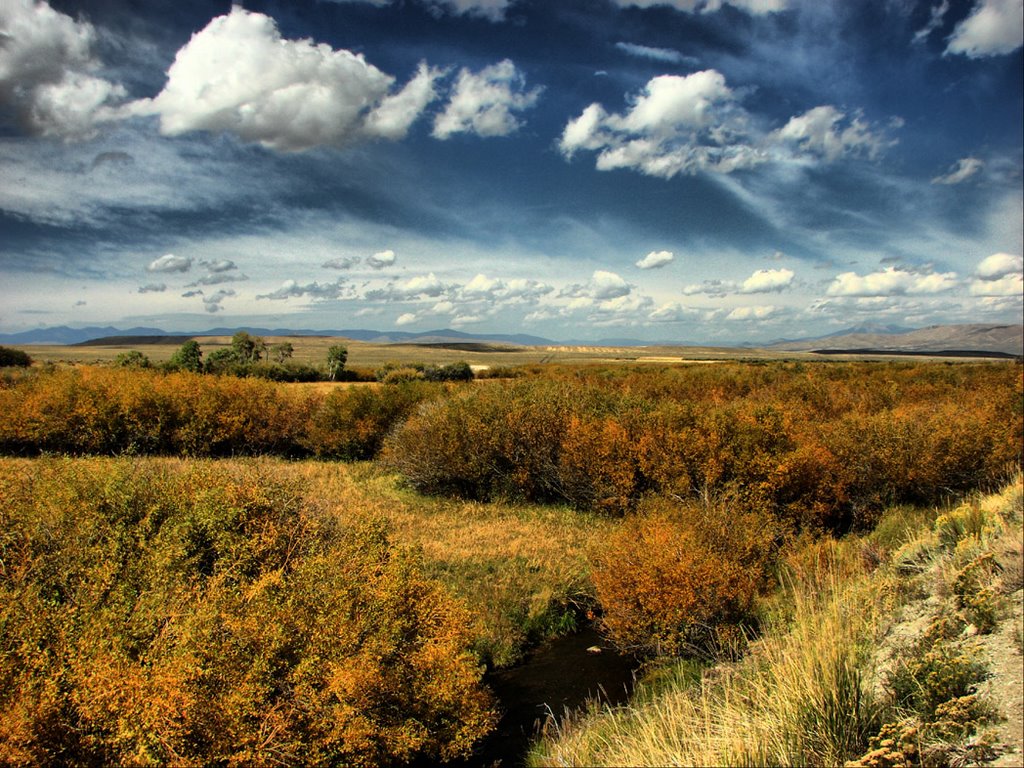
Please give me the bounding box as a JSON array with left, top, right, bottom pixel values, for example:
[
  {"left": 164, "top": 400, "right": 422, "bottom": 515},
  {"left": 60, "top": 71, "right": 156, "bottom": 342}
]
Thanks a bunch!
[{"left": 0, "top": 0, "right": 1021, "bottom": 343}]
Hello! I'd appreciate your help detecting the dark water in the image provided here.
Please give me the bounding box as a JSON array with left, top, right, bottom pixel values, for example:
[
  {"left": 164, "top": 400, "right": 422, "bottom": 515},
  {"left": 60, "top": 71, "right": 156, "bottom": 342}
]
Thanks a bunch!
[{"left": 464, "top": 625, "right": 639, "bottom": 768}]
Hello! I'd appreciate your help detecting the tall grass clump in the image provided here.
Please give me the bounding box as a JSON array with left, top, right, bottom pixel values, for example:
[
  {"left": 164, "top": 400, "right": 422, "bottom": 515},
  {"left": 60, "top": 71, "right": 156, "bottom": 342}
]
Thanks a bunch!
[{"left": 0, "top": 458, "right": 495, "bottom": 765}]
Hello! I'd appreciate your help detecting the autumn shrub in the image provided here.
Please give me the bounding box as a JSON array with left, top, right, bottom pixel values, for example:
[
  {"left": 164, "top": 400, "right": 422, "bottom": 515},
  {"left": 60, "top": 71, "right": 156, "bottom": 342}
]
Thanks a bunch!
[
  {"left": 302, "top": 381, "right": 437, "bottom": 460},
  {"left": 0, "top": 458, "right": 495, "bottom": 766},
  {"left": 590, "top": 498, "right": 780, "bottom": 657}
]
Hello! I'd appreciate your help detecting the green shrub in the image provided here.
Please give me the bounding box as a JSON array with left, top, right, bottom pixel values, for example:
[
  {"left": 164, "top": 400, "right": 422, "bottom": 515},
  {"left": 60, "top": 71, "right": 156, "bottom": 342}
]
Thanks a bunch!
[{"left": 0, "top": 346, "right": 32, "bottom": 367}]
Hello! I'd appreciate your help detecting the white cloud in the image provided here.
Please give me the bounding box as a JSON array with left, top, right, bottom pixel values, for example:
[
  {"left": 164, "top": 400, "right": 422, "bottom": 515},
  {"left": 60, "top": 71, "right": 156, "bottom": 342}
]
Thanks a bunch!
[
  {"left": 130, "top": 7, "right": 443, "bottom": 151},
  {"left": 770, "top": 106, "right": 893, "bottom": 162},
  {"left": 636, "top": 250, "right": 675, "bottom": 269},
  {"left": 402, "top": 272, "right": 447, "bottom": 297},
  {"left": 395, "top": 312, "right": 419, "bottom": 326},
  {"left": 946, "top": 0, "right": 1023, "bottom": 58},
  {"left": 932, "top": 157, "right": 984, "bottom": 185},
  {"left": 147, "top": 253, "right": 193, "bottom": 273},
  {"left": 426, "top": 0, "right": 513, "bottom": 21},
  {"left": 200, "top": 259, "right": 237, "bottom": 273},
  {"left": 559, "top": 70, "right": 761, "bottom": 178},
  {"left": 257, "top": 279, "right": 348, "bottom": 300},
  {"left": 560, "top": 71, "right": 894, "bottom": 179},
  {"left": 432, "top": 59, "right": 542, "bottom": 139},
  {"left": 969, "top": 273, "right": 1024, "bottom": 296},
  {"left": 366, "top": 249, "right": 397, "bottom": 269},
  {"left": 608, "top": 0, "right": 788, "bottom": 14},
  {"left": 826, "top": 267, "right": 958, "bottom": 296},
  {"left": 739, "top": 267, "right": 794, "bottom": 293},
  {"left": 649, "top": 301, "right": 699, "bottom": 322},
  {"left": 614, "top": 42, "right": 687, "bottom": 63},
  {"left": 0, "top": 0, "right": 126, "bottom": 138},
  {"left": 327, "top": 0, "right": 513, "bottom": 21},
  {"left": 914, "top": 1, "right": 950, "bottom": 44},
  {"left": 562, "top": 270, "right": 632, "bottom": 300},
  {"left": 201, "top": 289, "right": 235, "bottom": 313},
  {"left": 323, "top": 256, "right": 360, "bottom": 270},
  {"left": 976, "top": 252, "right": 1023, "bottom": 279},
  {"left": 187, "top": 272, "right": 249, "bottom": 287},
  {"left": 725, "top": 305, "right": 781, "bottom": 320}
]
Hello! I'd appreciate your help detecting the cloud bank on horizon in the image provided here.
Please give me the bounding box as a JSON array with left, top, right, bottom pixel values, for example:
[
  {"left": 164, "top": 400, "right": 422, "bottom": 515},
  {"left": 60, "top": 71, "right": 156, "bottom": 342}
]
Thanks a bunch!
[{"left": 0, "top": 0, "right": 1020, "bottom": 342}]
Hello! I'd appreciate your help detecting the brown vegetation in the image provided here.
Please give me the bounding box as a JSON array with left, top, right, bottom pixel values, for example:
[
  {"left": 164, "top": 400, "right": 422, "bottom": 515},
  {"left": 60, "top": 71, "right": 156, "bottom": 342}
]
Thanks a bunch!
[{"left": 0, "top": 459, "right": 495, "bottom": 765}]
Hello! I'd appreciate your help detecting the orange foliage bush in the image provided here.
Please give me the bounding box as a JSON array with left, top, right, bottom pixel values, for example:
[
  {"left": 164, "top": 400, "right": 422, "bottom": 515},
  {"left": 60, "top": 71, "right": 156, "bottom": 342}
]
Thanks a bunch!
[
  {"left": 0, "top": 459, "right": 495, "bottom": 765},
  {"left": 590, "top": 498, "right": 779, "bottom": 657}
]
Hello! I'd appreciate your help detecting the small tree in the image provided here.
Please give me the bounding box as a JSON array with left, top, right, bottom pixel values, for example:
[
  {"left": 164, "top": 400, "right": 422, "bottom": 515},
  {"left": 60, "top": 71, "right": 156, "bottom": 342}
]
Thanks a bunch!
[
  {"left": 204, "top": 348, "right": 237, "bottom": 375},
  {"left": 231, "top": 331, "right": 265, "bottom": 365},
  {"left": 169, "top": 340, "right": 203, "bottom": 372},
  {"left": 326, "top": 345, "right": 348, "bottom": 381},
  {"left": 114, "top": 350, "right": 151, "bottom": 368},
  {"left": 0, "top": 346, "right": 32, "bottom": 367},
  {"left": 270, "top": 342, "right": 294, "bottom": 364}
]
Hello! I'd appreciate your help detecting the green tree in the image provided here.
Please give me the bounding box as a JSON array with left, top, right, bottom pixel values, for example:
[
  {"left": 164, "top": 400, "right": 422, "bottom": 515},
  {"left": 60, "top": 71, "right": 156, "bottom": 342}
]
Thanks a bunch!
[
  {"left": 204, "top": 348, "right": 237, "bottom": 374},
  {"left": 0, "top": 346, "right": 32, "bottom": 367},
  {"left": 113, "top": 350, "right": 151, "bottom": 368},
  {"left": 231, "top": 331, "right": 265, "bottom": 365},
  {"left": 269, "top": 342, "right": 294, "bottom": 364},
  {"left": 168, "top": 340, "right": 203, "bottom": 372},
  {"left": 326, "top": 345, "right": 348, "bottom": 381}
]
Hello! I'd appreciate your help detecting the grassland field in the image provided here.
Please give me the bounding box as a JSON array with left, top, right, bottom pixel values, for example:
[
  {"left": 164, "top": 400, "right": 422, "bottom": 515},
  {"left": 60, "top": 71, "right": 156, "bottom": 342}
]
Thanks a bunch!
[
  {"left": 12, "top": 334, "right": 1000, "bottom": 370},
  {"left": 0, "top": 350, "right": 1020, "bottom": 766}
]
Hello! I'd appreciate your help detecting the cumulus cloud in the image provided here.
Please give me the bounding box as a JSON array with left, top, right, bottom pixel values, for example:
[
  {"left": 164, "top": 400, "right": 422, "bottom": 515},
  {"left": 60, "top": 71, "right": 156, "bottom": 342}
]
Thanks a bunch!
[
  {"left": 0, "top": 0, "right": 126, "bottom": 138},
  {"left": 725, "top": 305, "right": 781, "bottom": 321},
  {"left": 432, "top": 59, "right": 542, "bottom": 139},
  {"left": 971, "top": 253, "right": 1024, "bottom": 296},
  {"left": 186, "top": 288, "right": 235, "bottom": 313},
  {"left": 200, "top": 259, "right": 238, "bottom": 273},
  {"left": 970, "top": 273, "right": 1024, "bottom": 296},
  {"left": 946, "top": 0, "right": 1023, "bottom": 58},
  {"left": 129, "top": 7, "right": 443, "bottom": 151},
  {"left": 187, "top": 272, "right": 249, "bottom": 287},
  {"left": 561, "top": 270, "right": 632, "bottom": 300},
  {"left": 323, "top": 256, "right": 361, "bottom": 270},
  {"left": 147, "top": 253, "right": 193, "bottom": 273},
  {"left": 739, "top": 267, "right": 794, "bottom": 293},
  {"left": 770, "top": 106, "right": 894, "bottom": 162},
  {"left": 649, "top": 301, "right": 700, "bottom": 322},
  {"left": 614, "top": 42, "right": 688, "bottom": 64},
  {"left": 395, "top": 312, "right": 419, "bottom": 326},
  {"left": 366, "top": 272, "right": 449, "bottom": 301},
  {"left": 826, "top": 267, "right": 958, "bottom": 296},
  {"left": 636, "top": 250, "right": 675, "bottom": 269},
  {"left": 137, "top": 283, "right": 167, "bottom": 293},
  {"left": 559, "top": 70, "right": 760, "bottom": 178},
  {"left": 257, "top": 279, "right": 348, "bottom": 301},
  {"left": 932, "top": 157, "right": 984, "bottom": 184},
  {"left": 560, "top": 71, "right": 894, "bottom": 179},
  {"left": 366, "top": 249, "right": 397, "bottom": 269},
  {"left": 975, "top": 252, "right": 1023, "bottom": 279},
  {"left": 608, "top": 0, "right": 788, "bottom": 13}
]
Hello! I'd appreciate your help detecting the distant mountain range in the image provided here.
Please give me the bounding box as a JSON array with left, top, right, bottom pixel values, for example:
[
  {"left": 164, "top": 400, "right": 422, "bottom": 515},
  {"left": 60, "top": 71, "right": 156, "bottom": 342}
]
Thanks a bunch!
[
  {"left": 1, "top": 323, "right": 1021, "bottom": 356},
  {"left": 768, "top": 323, "right": 1023, "bottom": 357}
]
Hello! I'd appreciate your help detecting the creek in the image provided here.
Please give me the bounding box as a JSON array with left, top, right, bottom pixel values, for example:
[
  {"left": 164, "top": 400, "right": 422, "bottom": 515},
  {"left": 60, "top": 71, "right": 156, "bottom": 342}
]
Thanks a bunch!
[{"left": 465, "top": 624, "right": 640, "bottom": 767}]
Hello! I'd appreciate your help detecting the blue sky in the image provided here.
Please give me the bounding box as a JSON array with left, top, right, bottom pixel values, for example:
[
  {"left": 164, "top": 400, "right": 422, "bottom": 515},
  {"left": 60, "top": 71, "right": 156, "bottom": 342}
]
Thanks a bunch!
[{"left": 0, "top": 0, "right": 1021, "bottom": 342}]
